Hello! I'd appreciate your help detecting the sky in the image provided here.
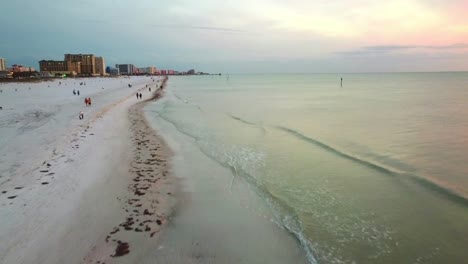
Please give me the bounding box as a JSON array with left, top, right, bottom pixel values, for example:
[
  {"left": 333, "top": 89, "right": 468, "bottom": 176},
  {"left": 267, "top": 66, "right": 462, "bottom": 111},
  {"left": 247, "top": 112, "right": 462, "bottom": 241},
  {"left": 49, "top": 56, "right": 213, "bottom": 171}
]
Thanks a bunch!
[{"left": 1, "top": 0, "right": 468, "bottom": 73}]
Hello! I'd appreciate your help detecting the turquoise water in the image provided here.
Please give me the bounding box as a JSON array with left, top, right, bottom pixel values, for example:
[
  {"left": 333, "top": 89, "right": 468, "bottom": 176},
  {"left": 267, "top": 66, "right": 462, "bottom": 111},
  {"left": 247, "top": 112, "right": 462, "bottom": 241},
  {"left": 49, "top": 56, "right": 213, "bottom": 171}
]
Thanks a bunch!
[{"left": 150, "top": 73, "right": 468, "bottom": 263}]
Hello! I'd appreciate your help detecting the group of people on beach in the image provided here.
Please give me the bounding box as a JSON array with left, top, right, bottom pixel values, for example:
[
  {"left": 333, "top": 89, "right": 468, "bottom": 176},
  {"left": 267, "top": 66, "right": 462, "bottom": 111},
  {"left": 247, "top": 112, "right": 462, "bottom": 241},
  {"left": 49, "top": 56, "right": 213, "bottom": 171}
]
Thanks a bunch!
[
  {"left": 73, "top": 89, "right": 80, "bottom": 96},
  {"left": 78, "top": 98, "right": 91, "bottom": 119},
  {"left": 136, "top": 93, "right": 143, "bottom": 99},
  {"left": 84, "top": 97, "right": 92, "bottom": 106}
]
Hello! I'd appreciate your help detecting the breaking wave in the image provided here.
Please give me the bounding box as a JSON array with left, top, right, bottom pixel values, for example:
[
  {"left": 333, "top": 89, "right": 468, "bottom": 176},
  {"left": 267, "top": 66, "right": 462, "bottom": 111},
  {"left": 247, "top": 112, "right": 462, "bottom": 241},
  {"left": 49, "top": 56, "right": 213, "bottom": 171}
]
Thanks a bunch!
[{"left": 276, "top": 126, "right": 468, "bottom": 206}]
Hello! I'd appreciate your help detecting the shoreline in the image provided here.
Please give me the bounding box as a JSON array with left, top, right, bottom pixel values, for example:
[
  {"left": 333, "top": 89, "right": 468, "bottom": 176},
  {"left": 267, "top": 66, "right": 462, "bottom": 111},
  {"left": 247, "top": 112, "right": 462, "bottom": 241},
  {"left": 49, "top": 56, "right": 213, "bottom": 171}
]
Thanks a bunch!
[{"left": 139, "top": 78, "right": 310, "bottom": 263}]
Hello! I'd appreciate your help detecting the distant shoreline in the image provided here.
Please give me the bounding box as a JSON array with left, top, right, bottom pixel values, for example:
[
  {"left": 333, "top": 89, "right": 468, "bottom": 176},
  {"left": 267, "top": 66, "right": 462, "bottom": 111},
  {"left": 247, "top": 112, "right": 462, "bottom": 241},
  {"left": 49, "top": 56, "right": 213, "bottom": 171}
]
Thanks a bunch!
[{"left": 0, "top": 74, "right": 221, "bottom": 84}]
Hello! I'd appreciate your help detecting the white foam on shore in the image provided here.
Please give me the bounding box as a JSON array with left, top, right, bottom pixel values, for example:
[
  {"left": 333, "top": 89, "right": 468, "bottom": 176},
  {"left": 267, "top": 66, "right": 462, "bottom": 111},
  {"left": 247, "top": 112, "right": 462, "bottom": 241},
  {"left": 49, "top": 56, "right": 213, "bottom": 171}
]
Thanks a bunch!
[{"left": 141, "top": 85, "right": 309, "bottom": 264}]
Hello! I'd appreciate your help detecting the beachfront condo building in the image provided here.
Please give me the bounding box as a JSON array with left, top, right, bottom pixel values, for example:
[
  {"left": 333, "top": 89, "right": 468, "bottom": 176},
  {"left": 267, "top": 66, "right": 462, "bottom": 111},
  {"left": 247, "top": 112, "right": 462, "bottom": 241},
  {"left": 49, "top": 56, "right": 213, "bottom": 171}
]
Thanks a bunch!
[
  {"left": 116, "top": 64, "right": 136, "bottom": 75},
  {"left": 138, "top": 66, "right": 157, "bottom": 74},
  {"left": 95, "top": 57, "right": 106, "bottom": 76},
  {"left": 64, "top": 54, "right": 96, "bottom": 75},
  {"left": 106, "top": 66, "right": 119, "bottom": 76},
  {"left": 39, "top": 60, "right": 81, "bottom": 75},
  {"left": 0, "top": 58, "right": 6, "bottom": 71}
]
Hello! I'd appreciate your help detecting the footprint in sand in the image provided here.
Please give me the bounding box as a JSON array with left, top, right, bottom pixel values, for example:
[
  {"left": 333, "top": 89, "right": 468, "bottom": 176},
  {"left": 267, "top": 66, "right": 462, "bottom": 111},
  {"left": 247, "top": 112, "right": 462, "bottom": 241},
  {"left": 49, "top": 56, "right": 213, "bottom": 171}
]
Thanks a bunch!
[{"left": 112, "top": 241, "right": 130, "bottom": 257}]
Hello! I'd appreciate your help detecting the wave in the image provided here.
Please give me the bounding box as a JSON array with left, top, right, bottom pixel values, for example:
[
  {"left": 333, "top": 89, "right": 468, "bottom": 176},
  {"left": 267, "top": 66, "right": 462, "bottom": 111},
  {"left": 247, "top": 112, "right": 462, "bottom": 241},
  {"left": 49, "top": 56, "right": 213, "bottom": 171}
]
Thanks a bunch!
[
  {"left": 155, "top": 104, "right": 467, "bottom": 264},
  {"left": 227, "top": 114, "right": 268, "bottom": 134},
  {"left": 173, "top": 93, "right": 204, "bottom": 113},
  {"left": 276, "top": 126, "right": 399, "bottom": 175},
  {"left": 155, "top": 113, "right": 319, "bottom": 264},
  {"left": 276, "top": 126, "right": 468, "bottom": 206},
  {"left": 201, "top": 147, "right": 319, "bottom": 264}
]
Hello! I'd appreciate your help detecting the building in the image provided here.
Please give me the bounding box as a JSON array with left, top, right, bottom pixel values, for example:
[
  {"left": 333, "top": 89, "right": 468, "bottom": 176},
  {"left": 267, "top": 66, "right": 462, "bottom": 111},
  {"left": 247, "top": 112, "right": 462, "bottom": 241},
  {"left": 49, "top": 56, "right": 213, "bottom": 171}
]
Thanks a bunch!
[
  {"left": 138, "top": 66, "right": 157, "bottom": 75},
  {"left": 0, "top": 71, "right": 13, "bottom": 79},
  {"left": 187, "top": 69, "right": 195, "bottom": 75},
  {"left": 106, "top": 66, "right": 119, "bottom": 76},
  {"left": 144, "top": 66, "right": 157, "bottom": 74},
  {"left": 168, "top": 70, "right": 175, "bottom": 75},
  {"left": 95, "top": 57, "right": 106, "bottom": 76},
  {"left": 160, "top": 70, "right": 167, "bottom": 75},
  {"left": 64, "top": 54, "right": 96, "bottom": 75},
  {"left": 115, "top": 64, "right": 136, "bottom": 75},
  {"left": 10, "top": 64, "right": 36, "bottom": 72},
  {"left": 39, "top": 60, "right": 81, "bottom": 75},
  {"left": 0, "top": 58, "right": 6, "bottom": 71}
]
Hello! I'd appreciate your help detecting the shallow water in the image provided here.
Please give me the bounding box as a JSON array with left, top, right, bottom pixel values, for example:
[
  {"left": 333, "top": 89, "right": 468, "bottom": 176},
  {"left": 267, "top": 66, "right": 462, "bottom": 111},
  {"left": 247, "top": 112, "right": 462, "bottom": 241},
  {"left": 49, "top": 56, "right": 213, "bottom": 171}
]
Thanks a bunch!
[{"left": 146, "top": 73, "right": 468, "bottom": 263}]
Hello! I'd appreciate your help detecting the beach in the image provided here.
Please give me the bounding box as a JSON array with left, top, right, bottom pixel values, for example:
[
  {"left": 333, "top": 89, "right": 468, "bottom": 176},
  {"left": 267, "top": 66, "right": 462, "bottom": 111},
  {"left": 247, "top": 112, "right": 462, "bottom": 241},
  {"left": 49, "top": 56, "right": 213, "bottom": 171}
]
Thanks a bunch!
[
  {"left": 2, "top": 73, "right": 467, "bottom": 263},
  {"left": 0, "top": 76, "right": 176, "bottom": 263},
  {"left": 0, "top": 76, "right": 310, "bottom": 264}
]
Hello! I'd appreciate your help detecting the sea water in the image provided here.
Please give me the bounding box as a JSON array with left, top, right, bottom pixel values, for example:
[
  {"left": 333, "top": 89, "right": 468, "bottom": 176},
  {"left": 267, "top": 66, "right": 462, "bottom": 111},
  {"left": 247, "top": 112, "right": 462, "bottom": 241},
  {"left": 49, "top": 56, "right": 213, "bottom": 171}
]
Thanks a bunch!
[{"left": 145, "top": 73, "right": 468, "bottom": 263}]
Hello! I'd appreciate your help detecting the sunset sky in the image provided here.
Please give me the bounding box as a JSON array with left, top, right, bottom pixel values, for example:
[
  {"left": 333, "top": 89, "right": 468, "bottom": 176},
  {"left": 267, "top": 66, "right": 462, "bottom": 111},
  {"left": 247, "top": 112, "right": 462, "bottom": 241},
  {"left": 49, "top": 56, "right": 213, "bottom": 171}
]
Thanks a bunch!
[{"left": 1, "top": 0, "right": 467, "bottom": 73}]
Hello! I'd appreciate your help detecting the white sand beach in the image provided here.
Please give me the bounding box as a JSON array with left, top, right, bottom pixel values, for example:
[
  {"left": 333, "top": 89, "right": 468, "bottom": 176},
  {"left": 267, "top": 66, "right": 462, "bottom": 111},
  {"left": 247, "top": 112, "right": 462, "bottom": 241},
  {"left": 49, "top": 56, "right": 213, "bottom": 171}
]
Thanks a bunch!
[{"left": 0, "top": 77, "right": 174, "bottom": 263}]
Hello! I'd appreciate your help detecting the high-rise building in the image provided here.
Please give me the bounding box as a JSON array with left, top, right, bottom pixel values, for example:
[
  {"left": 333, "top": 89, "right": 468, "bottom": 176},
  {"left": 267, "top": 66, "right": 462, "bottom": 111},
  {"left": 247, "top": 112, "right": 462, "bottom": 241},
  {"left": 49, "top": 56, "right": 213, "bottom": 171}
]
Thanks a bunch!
[
  {"left": 138, "top": 66, "right": 157, "bottom": 74},
  {"left": 95, "top": 57, "right": 106, "bottom": 76},
  {"left": 0, "top": 58, "right": 6, "bottom": 71},
  {"left": 64, "top": 54, "right": 96, "bottom": 75},
  {"left": 147, "top": 66, "right": 157, "bottom": 74},
  {"left": 106, "top": 66, "right": 119, "bottom": 76},
  {"left": 115, "top": 64, "right": 136, "bottom": 75}
]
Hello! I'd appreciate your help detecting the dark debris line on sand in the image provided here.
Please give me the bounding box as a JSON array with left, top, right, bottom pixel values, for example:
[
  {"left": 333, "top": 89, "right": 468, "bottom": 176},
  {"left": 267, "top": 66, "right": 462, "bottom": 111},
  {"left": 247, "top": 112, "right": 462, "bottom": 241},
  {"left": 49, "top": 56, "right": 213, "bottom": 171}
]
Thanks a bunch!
[{"left": 104, "top": 77, "right": 173, "bottom": 259}]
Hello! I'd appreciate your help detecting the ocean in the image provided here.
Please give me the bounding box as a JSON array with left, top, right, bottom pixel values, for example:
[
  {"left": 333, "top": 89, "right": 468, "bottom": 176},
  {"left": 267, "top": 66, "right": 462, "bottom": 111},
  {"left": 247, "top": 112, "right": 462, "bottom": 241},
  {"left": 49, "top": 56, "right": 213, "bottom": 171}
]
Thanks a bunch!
[{"left": 145, "top": 73, "right": 468, "bottom": 263}]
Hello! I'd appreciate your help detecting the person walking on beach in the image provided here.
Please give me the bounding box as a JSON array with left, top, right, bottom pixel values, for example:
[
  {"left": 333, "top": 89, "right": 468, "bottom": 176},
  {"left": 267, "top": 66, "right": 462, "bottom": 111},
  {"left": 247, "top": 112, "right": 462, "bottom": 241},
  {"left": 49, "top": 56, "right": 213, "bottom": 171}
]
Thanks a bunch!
[
  {"left": 73, "top": 89, "right": 76, "bottom": 95},
  {"left": 79, "top": 111, "right": 84, "bottom": 120},
  {"left": 136, "top": 93, "right": 139, "bottom": 99},
  {"left": 84, "top": 98, "right": 89, "bottom": 106},
  {"left": 149, "top": 87, "right": 151, "bottom": 92},
  {"left": 139, "top": 93, "right": 142, "bottom": 99},
  {"left": 77, "top": 90, "right": 80, "bottom": 96},
  {"left": 88, "top": 97, "right": 92, "bottom": 106}
]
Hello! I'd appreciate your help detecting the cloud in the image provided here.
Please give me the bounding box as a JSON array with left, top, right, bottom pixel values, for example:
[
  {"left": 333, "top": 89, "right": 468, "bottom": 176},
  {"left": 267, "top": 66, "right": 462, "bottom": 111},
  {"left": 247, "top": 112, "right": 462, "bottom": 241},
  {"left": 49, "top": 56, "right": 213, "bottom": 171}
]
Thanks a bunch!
[
  {"left": 75, "top": 18, "right": 245, "bottom": 33},
  {"left": 148, "top": 24, "right": 245, "bottom": 33},
  {"left": 337, "top": 43, "right": 468, "bottom": 55}
]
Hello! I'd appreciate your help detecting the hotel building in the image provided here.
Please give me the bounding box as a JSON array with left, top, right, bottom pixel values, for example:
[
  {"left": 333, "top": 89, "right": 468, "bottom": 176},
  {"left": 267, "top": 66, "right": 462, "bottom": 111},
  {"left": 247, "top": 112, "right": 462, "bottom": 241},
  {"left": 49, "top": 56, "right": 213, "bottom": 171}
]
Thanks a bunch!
[
  {"left": 95, "top": 56, "right": 106, "bottom": 76},
  {"left": 116, "top": 64, "right": 136, "bottom": 75},
  {"left": 39, "top": 60, "right": 81, "bottom": 75},
  {"left": 64, "top": 54, "right": 96, "bottom": 75},
  {"left": 0, "top": 58, "right": 6, "bottom": 71}
]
